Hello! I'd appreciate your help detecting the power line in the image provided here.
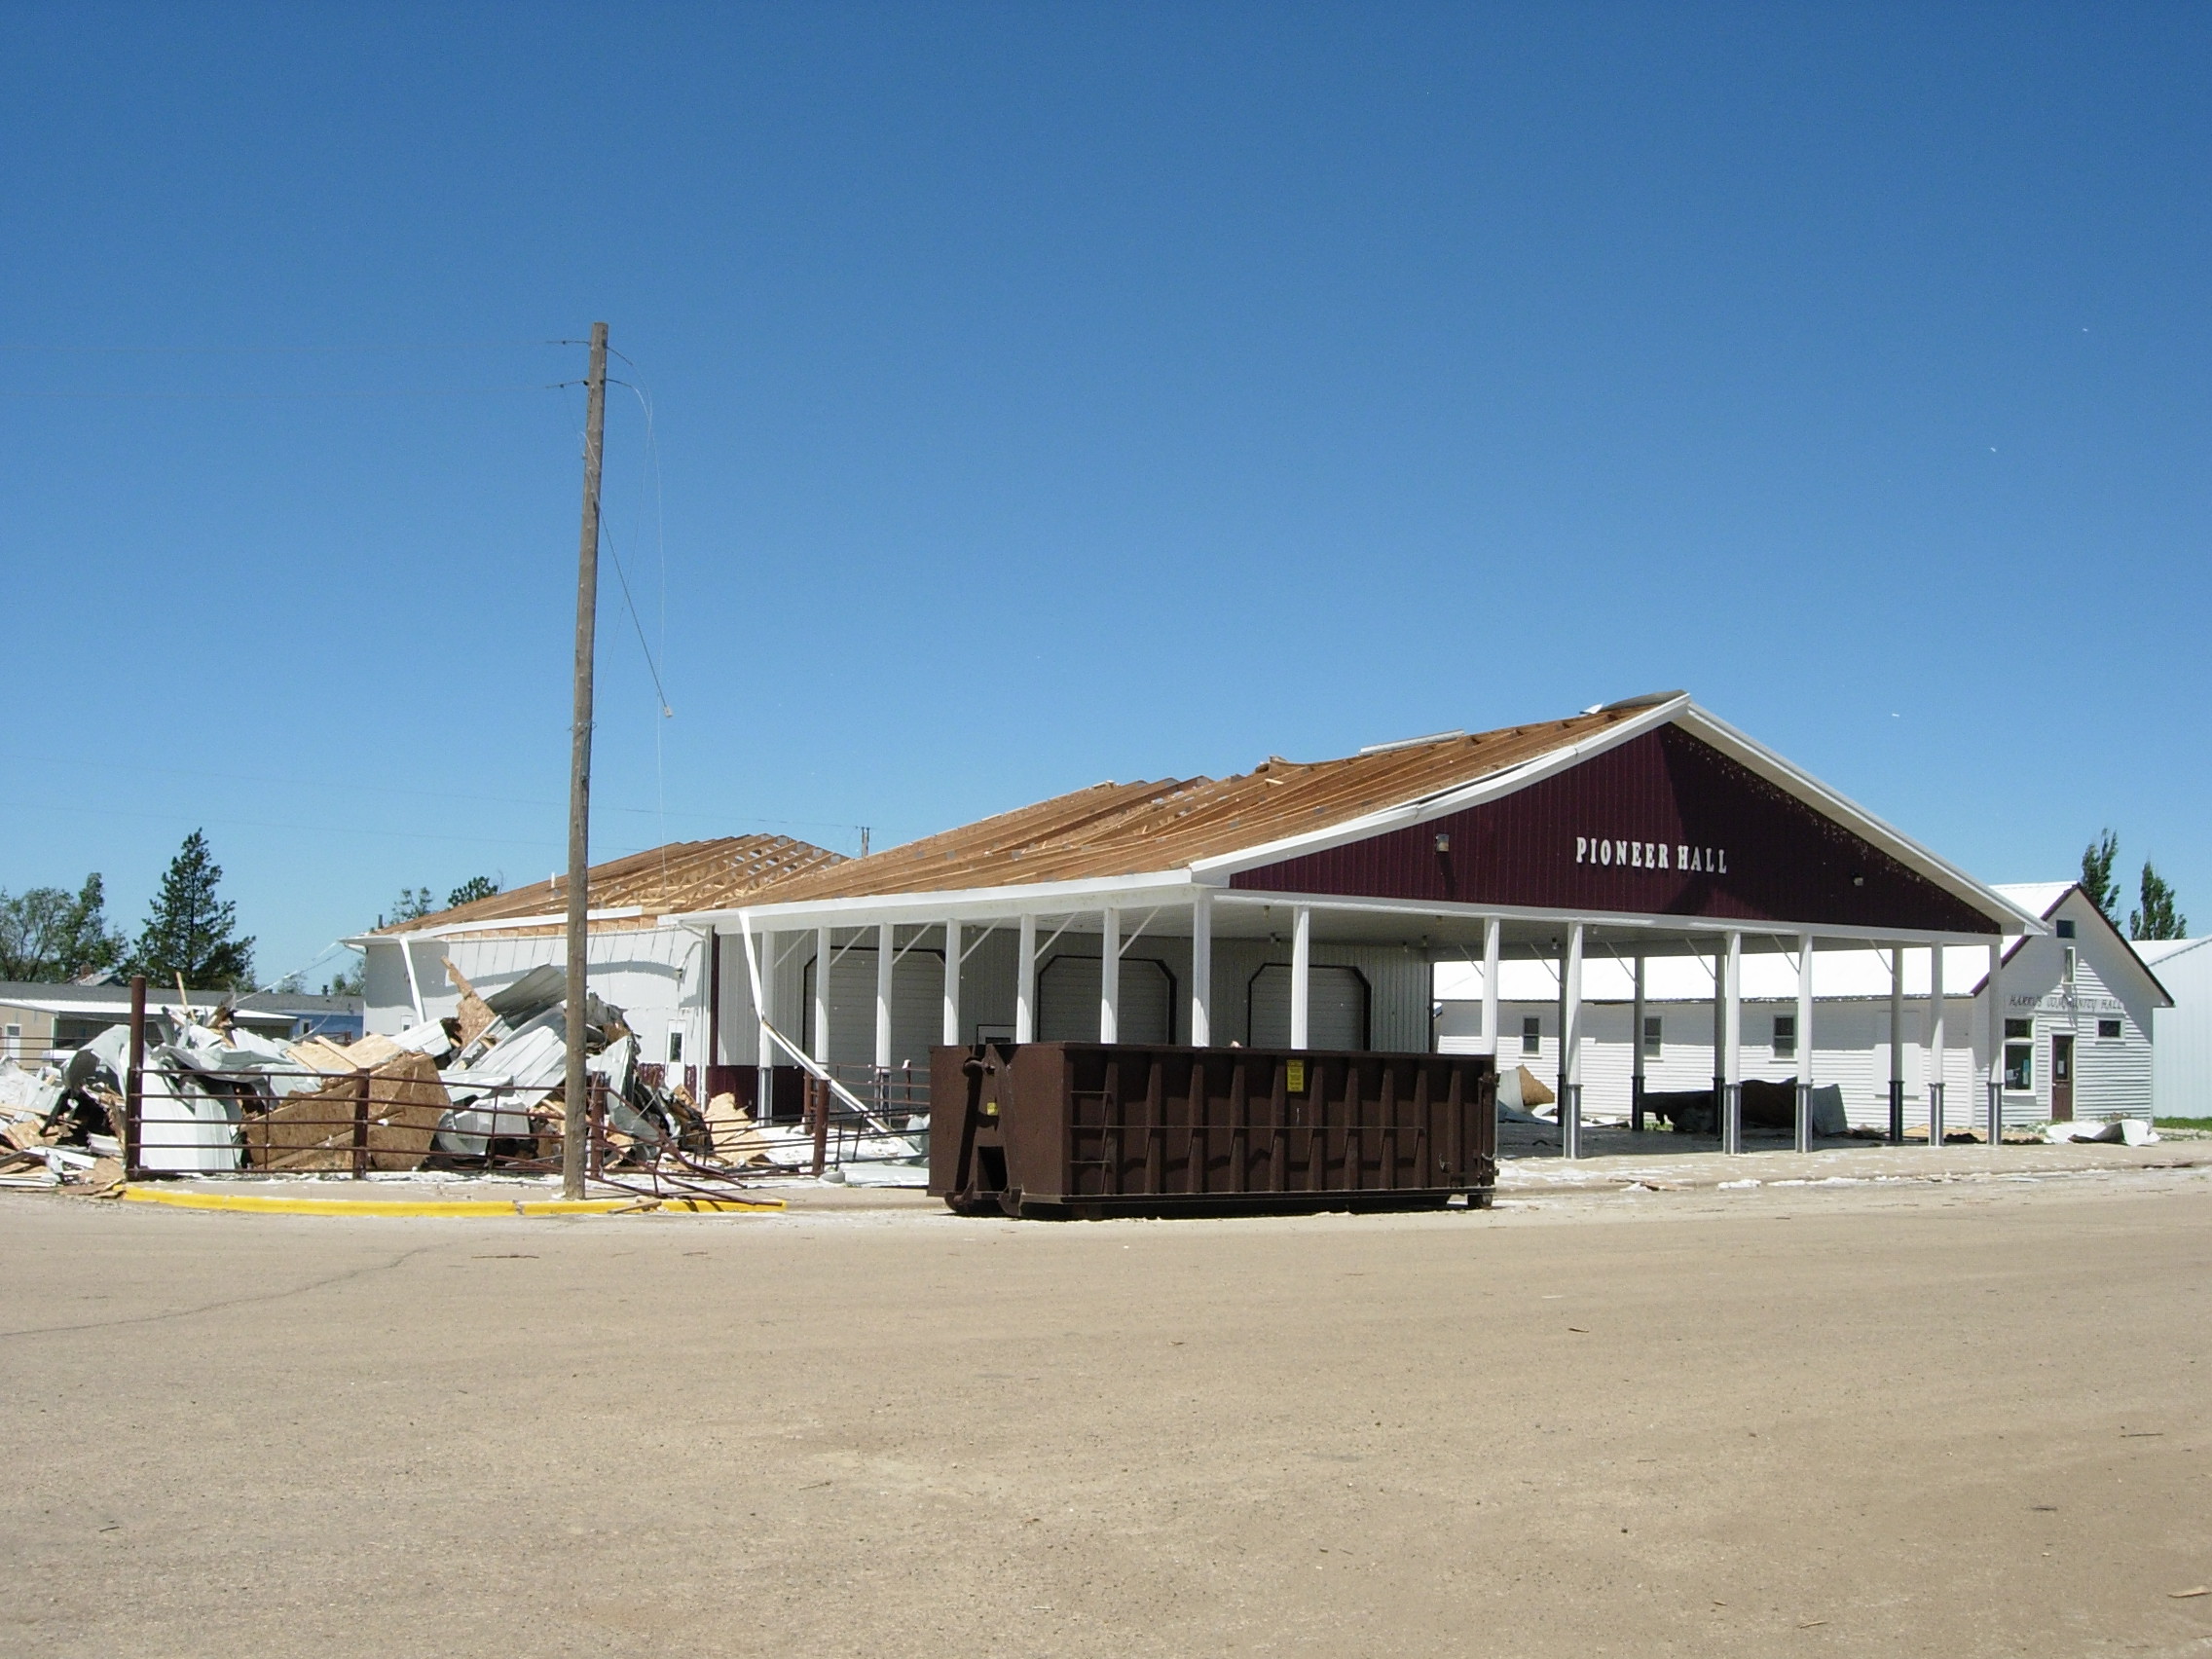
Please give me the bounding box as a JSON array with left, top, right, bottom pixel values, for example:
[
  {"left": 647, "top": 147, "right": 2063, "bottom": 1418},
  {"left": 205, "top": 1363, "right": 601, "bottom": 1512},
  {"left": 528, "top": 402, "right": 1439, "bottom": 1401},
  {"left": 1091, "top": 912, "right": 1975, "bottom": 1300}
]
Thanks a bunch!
[
  {"left": 0, "top": 385, "right": 566, "bottom": 400},
  {"left": 0, "top": 340, "right": 573, "bottom": 354}
]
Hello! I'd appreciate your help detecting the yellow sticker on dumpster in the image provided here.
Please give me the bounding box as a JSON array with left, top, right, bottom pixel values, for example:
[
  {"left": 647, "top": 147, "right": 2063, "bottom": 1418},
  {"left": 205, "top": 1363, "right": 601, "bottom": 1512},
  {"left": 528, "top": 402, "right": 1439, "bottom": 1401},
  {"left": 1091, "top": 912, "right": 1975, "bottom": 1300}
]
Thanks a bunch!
[{"left": 1286, "top": 1059, "right": 1306, "bottom": 1092}]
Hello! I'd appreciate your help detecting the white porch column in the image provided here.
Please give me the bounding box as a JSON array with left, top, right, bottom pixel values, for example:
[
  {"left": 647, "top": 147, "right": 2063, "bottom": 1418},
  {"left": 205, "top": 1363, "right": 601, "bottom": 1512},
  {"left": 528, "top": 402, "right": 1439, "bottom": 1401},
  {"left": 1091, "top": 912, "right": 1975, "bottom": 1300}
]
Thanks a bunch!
[
  {"left": 1289, "top": 905, "right": 1312, "bottom": 1050},
  {"left": 1720, "top": 930, "right": 1743, "bottom": 1154},
  {"left": 400, "top": 939, "right": 426, "bottom": 1024},
  {"left": 1190, "top": 889, "right": 1213, "bottom": 1047},
  {"left": 1927, "top": 942, "right": 1946, "bottom": 1148},
  {"left": 1985, "top": 939, "right": 2004, "bottom": 1145},
  {"left": 875, "top": 921, "right": 895, "bottom": 1071},
  {"left": 1794, "top": 935, "right": 1816, "bottom": 1153},
  {"left": 812, "top": 926, "right": 832, "bottom": 1065},
  {"left": 1015, "top": 912, "right": 1038, "bottom": 1044},
  {"left": 941, "top": 919, "right": 962, "bottom": 1047},
  {"left": 1100, "top": 905, "right": 1121, "bottom": 1043},
  {"left": 1630, "top": 951, "right": 1646, "bottom": 1131},
  {"left": 756, "top": 929, "right": 777, "bottom": 1072},
  {"left": 1888, "top": 944, "right": 1906, "bottom": 1144},
  {"left": 1481, "top": 916, "right": 1502, "bottom": 1058},
  {"left": 1560, "top": 923, "right": 1585, "bottom": 1160},
  {"left": 1711, "top": 938, "right": 1726, "bottom": 1140}
]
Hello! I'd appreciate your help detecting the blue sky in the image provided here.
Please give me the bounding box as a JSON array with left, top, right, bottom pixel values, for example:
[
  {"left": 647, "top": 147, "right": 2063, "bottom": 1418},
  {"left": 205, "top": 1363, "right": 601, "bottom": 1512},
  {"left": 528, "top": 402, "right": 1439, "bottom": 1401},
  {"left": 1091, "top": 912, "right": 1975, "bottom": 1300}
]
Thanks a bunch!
[{"left": 5, "top": 4, "right": 2206, "bottom": 983}]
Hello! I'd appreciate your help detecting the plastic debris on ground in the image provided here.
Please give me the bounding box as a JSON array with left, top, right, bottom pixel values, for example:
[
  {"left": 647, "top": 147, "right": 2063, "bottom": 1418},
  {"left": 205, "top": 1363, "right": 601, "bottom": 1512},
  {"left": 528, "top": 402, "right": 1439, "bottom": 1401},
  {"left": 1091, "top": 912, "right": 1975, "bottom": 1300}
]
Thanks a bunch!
[{"left": 2044, "top": 1118, "right": 2158, "bottom": 1147}]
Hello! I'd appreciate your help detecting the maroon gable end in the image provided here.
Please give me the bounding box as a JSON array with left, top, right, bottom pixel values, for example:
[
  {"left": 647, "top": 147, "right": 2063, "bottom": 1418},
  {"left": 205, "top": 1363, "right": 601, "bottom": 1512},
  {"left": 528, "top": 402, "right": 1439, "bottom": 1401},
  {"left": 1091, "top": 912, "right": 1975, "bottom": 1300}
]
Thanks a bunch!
[{"left": 1231, "top": 724, "right": 1995, "bottom": 935}]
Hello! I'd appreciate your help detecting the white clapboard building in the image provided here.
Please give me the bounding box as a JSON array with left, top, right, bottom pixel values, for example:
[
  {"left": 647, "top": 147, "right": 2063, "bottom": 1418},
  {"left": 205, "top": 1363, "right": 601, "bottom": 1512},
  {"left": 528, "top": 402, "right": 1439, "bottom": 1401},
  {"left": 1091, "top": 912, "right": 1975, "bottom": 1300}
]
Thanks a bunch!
[{"left": 1435, "top": 881, "right": 2167, "bottom": 1129}]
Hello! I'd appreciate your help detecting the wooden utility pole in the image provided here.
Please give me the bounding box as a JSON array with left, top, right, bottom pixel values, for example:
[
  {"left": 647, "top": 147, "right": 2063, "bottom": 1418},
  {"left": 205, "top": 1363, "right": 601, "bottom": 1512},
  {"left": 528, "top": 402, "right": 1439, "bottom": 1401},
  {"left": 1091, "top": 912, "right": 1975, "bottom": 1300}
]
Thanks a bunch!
[{"left": 563, "top": 322, "right": 608, "bottom": 1199}]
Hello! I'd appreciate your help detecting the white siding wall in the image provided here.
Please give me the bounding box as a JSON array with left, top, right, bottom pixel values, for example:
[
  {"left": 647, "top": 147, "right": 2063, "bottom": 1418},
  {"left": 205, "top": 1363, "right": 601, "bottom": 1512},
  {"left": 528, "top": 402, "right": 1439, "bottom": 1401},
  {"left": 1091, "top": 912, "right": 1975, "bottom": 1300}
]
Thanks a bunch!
[
  {"left": 1440, "top": 993, "right": 2022, "bottom": 1129},
  {"left": 2150, "top": 941, "right": 2212, "bottom": 1120}
]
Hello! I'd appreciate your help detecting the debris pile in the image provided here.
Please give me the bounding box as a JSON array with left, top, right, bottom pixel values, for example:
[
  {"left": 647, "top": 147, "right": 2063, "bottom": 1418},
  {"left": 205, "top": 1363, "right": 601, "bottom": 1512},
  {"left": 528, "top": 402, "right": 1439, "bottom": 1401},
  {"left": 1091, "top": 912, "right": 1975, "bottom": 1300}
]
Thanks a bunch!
[
  {"left": 0, "top": 1047, "right": 124, "bottom": 1191},
  {"left": 0, "top": 958, "right": 723, "bottom": 1186}
]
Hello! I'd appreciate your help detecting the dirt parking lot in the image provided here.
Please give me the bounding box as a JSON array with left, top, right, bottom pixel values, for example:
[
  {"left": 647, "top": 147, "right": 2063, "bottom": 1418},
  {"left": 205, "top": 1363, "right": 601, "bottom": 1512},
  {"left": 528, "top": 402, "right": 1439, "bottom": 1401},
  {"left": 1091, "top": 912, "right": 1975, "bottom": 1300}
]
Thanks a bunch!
[{"left": 4, "top": 1159, "right": 2210, "bottom": 1657}]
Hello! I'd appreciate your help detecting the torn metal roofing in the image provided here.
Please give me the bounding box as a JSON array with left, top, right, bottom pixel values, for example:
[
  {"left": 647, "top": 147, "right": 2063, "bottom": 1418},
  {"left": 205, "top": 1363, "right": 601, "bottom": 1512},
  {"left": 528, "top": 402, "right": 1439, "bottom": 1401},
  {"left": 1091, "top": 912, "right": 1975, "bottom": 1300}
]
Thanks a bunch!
[
  {"left": 745, "top": 708, "right": 1641, "bottom": 905},
  {"left": 373, "top": 834, "right": 845, "bottom": 939}
]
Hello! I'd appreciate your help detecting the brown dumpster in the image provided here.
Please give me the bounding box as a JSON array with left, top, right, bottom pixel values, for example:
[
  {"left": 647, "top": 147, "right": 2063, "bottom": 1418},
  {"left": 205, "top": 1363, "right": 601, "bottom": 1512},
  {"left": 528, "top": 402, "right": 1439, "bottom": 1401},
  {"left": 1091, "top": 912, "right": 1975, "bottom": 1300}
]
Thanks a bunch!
[{"left": 930, "top": 1042, "right": 1495, "bottom": 1219}]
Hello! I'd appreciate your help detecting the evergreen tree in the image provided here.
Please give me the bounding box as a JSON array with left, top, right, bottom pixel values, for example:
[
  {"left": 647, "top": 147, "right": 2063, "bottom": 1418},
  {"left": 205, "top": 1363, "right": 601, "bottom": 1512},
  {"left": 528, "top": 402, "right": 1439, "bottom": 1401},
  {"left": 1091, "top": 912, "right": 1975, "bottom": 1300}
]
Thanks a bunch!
[
  {"left": 378, "top": 888, "right": 434, "bottom": 928},
  {"left": 133, "top": 830, "right": 255, "bottom": 988},
  {"left": 2082, "top": 830, "right": 2120, "bottom": 926},
  {"left": 0, "top": 873, "right": 126, "bottom": 980},
  {"left": 447, "top": 874, "right": 499, "bottom": 908},
  {"left": 2129, "top": 862, "right": 2187, "bottom": 941}
]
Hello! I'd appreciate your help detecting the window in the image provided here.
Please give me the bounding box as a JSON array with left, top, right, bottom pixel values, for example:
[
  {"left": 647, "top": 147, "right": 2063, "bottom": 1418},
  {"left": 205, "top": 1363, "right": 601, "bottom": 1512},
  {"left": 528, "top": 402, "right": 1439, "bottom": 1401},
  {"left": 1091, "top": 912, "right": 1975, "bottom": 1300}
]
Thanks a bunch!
[
  {"left": 1772, "top": 1014, "right": 1796, "bottom": 1058},
  {"left": 1641, "top": 1015, "right": 1662, "bottom": 1059},
  {"left": 666, "top": 1030, "right": 683, "bottom": 1065},
  {"left": 2003, "top": 1017, "right": 2033, "bottom": 1088},
  {"left": 2098, "top": 1018, "right": 2122, "bottom": 1040},
  {"left": 1521, "top": 1015, "right": 1541, "bottom": 1054},
  {"left": 2055, "top": 919, "right": 2076, "bottom": 939},
  {"left": 2063, "top": 946, "right": 2077, "bottom": 984}
]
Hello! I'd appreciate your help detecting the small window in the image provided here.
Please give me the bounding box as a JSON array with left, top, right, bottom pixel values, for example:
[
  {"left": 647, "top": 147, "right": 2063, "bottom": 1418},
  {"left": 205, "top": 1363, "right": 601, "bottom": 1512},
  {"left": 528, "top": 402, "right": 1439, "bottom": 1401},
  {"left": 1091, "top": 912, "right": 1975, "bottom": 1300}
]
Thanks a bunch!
[
  {"left": 2004, "top": 1042, "right": 2033, "bottom": 1091},
  {"left": 2055, "top": 919, "right": 2076, "bottom": 939},
  {"left": 2005, "top": 1017, "right": 2033, "bottom": 1040},
  {"left": 2063, "top": 946, "right": 2076, "bottom": 983},
  {"left": 1772, "top": 1014, "right": 1796, "bottom": 1058},
  {"left": 2098, "top": 1017, "right": 2121, "bottom": 1040},
  {"left": 1641, "top": 1015, "right": 1662, "bottom": 1059},
  {"left": 1521, "top": 1015, "right": 1541, "bottom": 1055},
  {"left": 666, "top": 1030, "right": 683, "bottom": 1064}
]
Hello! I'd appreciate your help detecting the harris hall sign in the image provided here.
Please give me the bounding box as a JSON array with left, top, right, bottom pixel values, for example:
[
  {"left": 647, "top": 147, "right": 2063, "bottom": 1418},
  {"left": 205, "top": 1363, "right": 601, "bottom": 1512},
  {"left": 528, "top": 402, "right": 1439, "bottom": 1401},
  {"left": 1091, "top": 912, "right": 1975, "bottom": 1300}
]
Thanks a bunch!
[{"left": 1574, "top": 835, "right": 1729, "bottom": 875}]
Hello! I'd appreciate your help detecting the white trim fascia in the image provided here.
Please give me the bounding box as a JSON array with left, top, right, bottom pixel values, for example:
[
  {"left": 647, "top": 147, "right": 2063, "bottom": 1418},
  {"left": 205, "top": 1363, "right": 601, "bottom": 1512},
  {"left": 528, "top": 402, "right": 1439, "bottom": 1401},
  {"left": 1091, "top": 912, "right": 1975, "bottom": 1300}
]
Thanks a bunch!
[
  {"left": 1186, "top": 696, "right": 1689, "bottom": 880},
  {"left": 681, "top": 869, "right": 1199, "bottom": 934},
  {"left": 1216, "top": 888, "right": 2006, "bottom": 948},
  {"left": 1675, "top": 705, "right": 2047, "bottom": 935},
  {"left": 343, "top": 906, "right": 648, "bottom": 947}
]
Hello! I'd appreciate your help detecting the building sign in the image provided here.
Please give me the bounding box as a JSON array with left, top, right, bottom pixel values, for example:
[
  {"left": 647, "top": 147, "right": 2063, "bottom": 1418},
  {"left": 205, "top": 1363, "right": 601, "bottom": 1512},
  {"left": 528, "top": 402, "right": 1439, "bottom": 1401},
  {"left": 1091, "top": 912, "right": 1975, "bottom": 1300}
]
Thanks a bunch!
[
  {"left": 1231, "top": 722, "right": 2000, "bottom": 935},
  {"left": 1574, "top": 836, "right": 1728, "bottom": 875},
  {"left": 2014, "top": 990, "right": 2123, "bottom": 1015}
]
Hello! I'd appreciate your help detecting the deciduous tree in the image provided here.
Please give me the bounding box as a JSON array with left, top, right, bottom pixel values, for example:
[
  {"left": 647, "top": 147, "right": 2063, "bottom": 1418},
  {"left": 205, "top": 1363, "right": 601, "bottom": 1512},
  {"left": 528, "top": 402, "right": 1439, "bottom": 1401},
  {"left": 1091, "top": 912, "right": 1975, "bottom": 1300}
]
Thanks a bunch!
[
  {"left": 2129, "top": 862, "right": 2187, "bottom": 941},
  {"left": 2082, "top": 830, "right": 2120, "bottom": 926},
  {"left": 0, "top": 874, "right": 126, "bottom": 980}
]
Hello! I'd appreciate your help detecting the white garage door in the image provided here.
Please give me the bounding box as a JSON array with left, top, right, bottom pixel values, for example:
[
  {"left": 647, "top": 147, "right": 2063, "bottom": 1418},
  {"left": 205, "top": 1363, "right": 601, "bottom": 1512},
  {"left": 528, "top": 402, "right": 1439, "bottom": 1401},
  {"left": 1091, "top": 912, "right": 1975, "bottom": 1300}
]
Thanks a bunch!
[
  {"left": 1248, "top": 964, "right": 1369, "bottom": 1050},
  {"left": 802, "top": 948, "right": 943, "bottom": 1069},
  {"left": 1037, "top": 954, "right": 1174, "bottom": 1044}
]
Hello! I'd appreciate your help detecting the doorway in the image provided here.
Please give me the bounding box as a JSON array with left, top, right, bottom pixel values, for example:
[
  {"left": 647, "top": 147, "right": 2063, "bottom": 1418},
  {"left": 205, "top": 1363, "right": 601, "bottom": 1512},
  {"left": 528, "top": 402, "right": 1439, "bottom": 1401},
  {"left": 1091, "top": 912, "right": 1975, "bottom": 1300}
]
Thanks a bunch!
[{"left": 2050, "top": 1033, "right": 2074, "bottom": 1122}]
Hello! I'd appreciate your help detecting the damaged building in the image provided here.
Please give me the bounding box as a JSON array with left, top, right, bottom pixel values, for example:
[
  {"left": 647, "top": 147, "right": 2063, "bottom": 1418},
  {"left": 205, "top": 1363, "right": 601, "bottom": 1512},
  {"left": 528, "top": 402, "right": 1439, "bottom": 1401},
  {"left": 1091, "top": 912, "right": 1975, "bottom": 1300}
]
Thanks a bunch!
[
  {"left": 350, "top": 834, "right": 844, "bottom": 1095},
  {"left": 672, "top": 693, "right": 2075, "bottom": 1156}
]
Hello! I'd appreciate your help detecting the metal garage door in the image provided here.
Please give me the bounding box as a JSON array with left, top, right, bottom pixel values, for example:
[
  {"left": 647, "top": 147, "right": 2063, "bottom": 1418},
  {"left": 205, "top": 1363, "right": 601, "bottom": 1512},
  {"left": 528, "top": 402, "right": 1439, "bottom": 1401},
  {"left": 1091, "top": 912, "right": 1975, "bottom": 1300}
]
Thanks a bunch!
[
  {"left": 1037, "top": 954, "right": 1174, "bottom": 1044},
  {"left": 1248, "top": 964, "right": 1369, "bottom": 1050},
  {"left": 801, "top": 948, "right": 943, "bottom": 1070}
]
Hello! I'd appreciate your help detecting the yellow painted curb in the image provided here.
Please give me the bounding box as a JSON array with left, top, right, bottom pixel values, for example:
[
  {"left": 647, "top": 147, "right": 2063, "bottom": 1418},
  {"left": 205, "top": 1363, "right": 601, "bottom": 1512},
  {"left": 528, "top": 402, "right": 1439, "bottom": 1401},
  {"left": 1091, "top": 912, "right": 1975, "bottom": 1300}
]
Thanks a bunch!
[{"left": 115, "top": 1187, "right": 784, "bottom": 1218}]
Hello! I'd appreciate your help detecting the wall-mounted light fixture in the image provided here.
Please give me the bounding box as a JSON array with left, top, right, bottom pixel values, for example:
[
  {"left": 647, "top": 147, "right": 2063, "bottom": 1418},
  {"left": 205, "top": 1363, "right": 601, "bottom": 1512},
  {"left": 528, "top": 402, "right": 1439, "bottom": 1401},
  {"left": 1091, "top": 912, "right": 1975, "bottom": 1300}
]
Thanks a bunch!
[{"left": 1433, "top": 831, "right": 1452, "bottom": 854}]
